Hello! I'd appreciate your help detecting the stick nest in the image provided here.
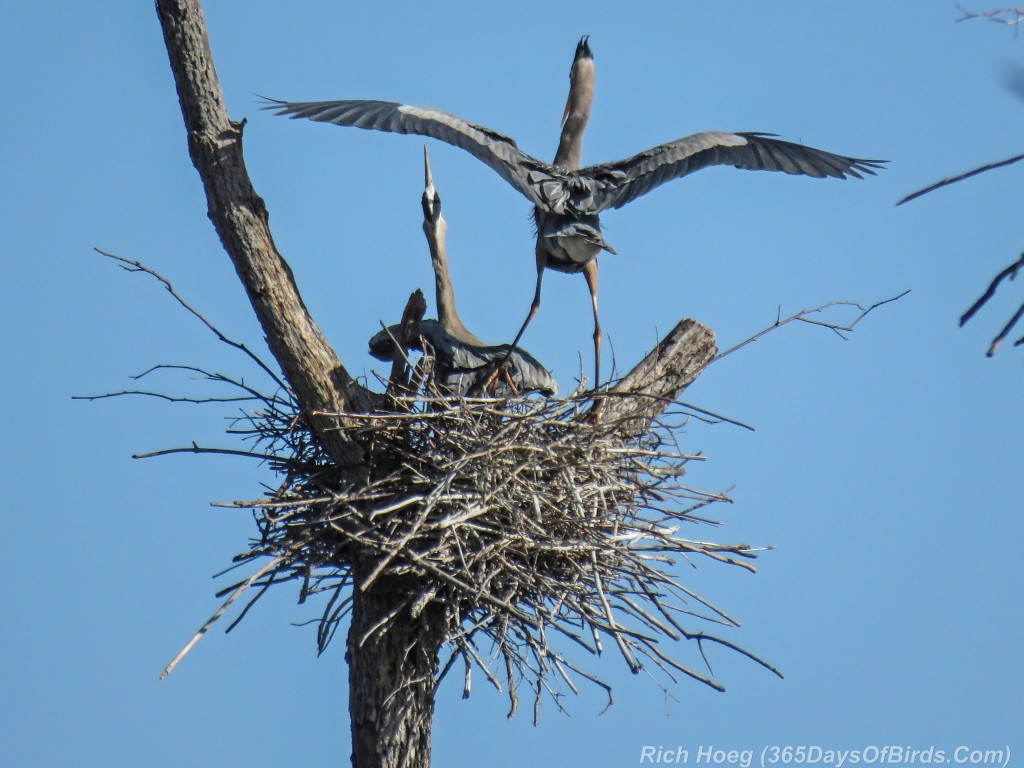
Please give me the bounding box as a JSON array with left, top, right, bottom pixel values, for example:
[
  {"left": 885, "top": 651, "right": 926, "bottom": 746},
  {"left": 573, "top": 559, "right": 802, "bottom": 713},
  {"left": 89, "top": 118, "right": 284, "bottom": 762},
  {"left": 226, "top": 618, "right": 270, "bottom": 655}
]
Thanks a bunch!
[
  {"left": 216, "top": 365, "right": 775, "bottom": 716},
  {"left": 91, "top": 250, "right": 906, "bottom": 716}
]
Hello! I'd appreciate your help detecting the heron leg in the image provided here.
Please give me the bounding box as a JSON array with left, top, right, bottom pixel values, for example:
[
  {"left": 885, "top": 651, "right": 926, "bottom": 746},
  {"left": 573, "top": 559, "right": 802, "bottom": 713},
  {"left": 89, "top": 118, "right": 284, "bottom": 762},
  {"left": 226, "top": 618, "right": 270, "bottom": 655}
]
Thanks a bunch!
[
  {"left": 506, "top": 251, "right": 547, "bottom": 359},
  {"left": 500, "top": 366, "right": 520, "bottom": 396},
  {"left": 583, "top": 259, "right": 601, "bottom": 390},
  {"left": 481, "top": 252, "right": 547, "bottom": 396},
  {"left": 470, "top": 360, "right": 520, "bottom": 398}
]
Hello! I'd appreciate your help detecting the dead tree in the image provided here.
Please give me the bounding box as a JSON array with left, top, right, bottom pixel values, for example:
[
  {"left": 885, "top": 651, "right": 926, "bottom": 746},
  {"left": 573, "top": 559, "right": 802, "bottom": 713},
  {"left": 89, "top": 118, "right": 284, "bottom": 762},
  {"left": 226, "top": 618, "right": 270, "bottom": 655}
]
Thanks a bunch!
[{"left": 152, "top": 2, "right": 775, "bottom": 767}]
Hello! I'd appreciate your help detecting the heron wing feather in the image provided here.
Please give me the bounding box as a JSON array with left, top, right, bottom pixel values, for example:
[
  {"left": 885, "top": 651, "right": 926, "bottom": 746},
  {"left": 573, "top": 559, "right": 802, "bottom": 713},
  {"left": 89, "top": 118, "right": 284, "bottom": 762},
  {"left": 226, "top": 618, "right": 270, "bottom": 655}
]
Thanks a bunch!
[
  {"left": 580, "top": 131, "right": 885, "bottom": 212},
  {"left": 263, "top": 98, "right": 558, "bottom": 207}
]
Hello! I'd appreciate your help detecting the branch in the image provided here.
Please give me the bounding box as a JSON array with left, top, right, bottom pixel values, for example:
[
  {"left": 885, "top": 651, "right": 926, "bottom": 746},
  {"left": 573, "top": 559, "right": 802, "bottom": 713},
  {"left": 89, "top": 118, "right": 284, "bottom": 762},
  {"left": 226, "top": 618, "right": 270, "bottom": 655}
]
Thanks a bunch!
[
  {"left": 897, "top": 152, "right": 1024, "bottom": 205},
  {"left": 957, "top": 3, "right": 1024, "bottom": 28},
  {"left": 93, "top": 248, "right": 289, "bottom": 391},
  {"left": 154, "top": 0, "right": 376, "bottom": 471},
  {"left": 74, "top": 390, "right": 257, "bottom": 405},
  {"left": 993, "top": 299, "right": 1024, "bottom": 353},
  {"left": 75, "top": 359, "right": 292, "bottom": 407},
  {"left": 961, "top": 252, "right": 1024, "bottom": 326},
  {"left": 959, "top": 252, "right": 1024, "bottom": 355},
  {"left": 160, "top": 555, "right": 287, "bottom": 680},
  {"left": 132, "top": 442, "right": 280, "bottom": 462},
  {"left": 714, "top": 292, "right": 910, "bottom": 362}
]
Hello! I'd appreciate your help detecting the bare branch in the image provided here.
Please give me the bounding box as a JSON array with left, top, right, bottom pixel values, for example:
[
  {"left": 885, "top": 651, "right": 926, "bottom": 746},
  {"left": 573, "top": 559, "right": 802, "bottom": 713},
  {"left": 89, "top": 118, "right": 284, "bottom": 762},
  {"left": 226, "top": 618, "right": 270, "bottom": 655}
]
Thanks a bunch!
[
  {"left": 957, "top": 3, "right": 1024, "bottom": 28},
  {"left": 955, "top": 253, "right": 1024, "bottom": 353},
  {"left": 132, "top": 443, "right": 281, "bottom": 462},
  {"left": 160, "top": 555, "right": 287, "bottom": 680},
  {"left": 713, "top": 291, "right": 909, "bottom": 362},
  {"left": 897, "top": 152, "right": 1024, "bottom": 205},
  {"left": 93, "top": 248, "right": 289, "bottom": 391},
  {"left": 988, "top": 299, "right": 1024, "bottom": 354},
  {"left": 74, "top": 390, "right": 258, "bottom": 405},
  {"left": 956, "top": 252, "right": 1024, "bottom": 355}
]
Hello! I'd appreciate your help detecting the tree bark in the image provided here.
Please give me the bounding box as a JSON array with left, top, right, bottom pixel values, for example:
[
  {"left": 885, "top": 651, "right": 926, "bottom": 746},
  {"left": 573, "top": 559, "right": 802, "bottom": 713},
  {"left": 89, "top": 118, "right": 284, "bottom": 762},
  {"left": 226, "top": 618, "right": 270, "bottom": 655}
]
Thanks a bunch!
[
  {"left": 347, "top": 564, "right": 447, "bottom": 768},
  {"left": 155, "top": 0, "right": 375, "bottom": 472},
  {"left": 602, "top": 318, "right": 716, "bottom": 435}
]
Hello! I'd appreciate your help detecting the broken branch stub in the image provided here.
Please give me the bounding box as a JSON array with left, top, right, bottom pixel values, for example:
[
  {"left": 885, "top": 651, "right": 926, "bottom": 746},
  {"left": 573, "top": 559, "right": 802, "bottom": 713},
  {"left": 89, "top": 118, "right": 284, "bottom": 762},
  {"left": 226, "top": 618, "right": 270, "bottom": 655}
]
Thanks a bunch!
[{"left": 601, "top": 319, "right": 717, "bottom": 435}]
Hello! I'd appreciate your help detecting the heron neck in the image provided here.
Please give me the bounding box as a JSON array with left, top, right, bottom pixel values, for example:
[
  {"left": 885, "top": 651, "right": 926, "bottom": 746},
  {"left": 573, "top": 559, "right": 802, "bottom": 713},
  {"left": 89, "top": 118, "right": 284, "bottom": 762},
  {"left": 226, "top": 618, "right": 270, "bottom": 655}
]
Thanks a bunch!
[
  {"left": 553, "top": 65, "right": 593, "bottom": 170},
  {"left": 554, "top": 114, "right": 589, "bottom": 170},
  {"left": 428, "top": 219, "right": 486, "bottom": 347}
]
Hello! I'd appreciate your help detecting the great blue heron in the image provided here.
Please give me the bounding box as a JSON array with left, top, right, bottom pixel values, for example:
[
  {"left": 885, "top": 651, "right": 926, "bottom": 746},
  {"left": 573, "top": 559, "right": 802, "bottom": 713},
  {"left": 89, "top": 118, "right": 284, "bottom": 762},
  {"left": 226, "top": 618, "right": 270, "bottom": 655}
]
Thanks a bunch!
[
  {"left": 369, "top": 147, "right": 558, "bottom": 397},
  {"left": 267, "top": 36, "right": 883, "bottom": 387}
]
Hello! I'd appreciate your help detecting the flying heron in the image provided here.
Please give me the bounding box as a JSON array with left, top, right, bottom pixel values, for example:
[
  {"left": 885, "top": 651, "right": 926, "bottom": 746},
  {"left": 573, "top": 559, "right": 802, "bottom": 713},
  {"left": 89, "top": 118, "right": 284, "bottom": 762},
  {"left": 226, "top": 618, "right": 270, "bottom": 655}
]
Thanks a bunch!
[
  {"left": 267, "top": 36, "right": 884, "bottom": 388},
  {"left": 369, "top": 147, "right": 558, "bottom": 397}
]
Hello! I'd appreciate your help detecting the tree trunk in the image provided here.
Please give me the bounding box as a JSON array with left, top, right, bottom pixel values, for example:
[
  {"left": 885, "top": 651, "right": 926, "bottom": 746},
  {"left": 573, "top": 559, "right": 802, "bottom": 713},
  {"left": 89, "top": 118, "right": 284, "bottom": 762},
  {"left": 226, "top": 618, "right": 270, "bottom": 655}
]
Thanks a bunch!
[{"left": 347, "top": 563, "right": 447, "bottom": 768}]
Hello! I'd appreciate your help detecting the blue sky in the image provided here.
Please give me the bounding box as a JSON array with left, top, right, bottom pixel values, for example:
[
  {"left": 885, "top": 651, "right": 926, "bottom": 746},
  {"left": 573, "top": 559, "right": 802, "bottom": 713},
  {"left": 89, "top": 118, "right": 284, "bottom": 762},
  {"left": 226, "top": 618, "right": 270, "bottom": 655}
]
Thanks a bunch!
[{"left": 3, "top": 2, "right": 1022, "bottom": 766}]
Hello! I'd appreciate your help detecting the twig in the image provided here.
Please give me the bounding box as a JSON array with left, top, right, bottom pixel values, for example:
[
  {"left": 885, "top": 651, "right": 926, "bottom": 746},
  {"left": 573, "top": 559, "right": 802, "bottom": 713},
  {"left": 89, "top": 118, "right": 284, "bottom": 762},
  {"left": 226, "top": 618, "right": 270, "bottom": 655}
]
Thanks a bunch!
[
  {"left": 74, "top": 390, "right": 258, "bottom": 404},
  {"left": 713, "top": 291, "right": 909, "bottom": 362},
  {"left": 93, "top": 248, "right": 289, "bottom": 392},
  {"left": 962, "top": 254, "right": 1024, "bottom": 327},
  {"left": 132, "top": 443, "right": 281, "bottom": 462},
  {"left": 897, "top": 152, "right": 1024, "bottom": 206},
  {"left": 986, "top": 299, "right": 1024, "bottom": 355},
  {"left": 956, "top": 251, "right": 1024, "bottom": 355},
  {"left": 160, "top": 555, "right": 286, "bottom": 679},
  {"left": 957, "top": 3, "right": 1024, "bottom": 29}
]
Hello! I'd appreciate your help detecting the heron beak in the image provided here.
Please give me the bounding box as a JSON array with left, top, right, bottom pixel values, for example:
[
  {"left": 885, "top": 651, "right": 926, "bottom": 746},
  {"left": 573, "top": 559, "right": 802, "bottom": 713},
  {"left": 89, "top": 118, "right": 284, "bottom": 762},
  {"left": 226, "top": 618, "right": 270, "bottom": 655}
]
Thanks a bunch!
[{"left": 576, "top": 35, "right": 592, "bottom": 62}]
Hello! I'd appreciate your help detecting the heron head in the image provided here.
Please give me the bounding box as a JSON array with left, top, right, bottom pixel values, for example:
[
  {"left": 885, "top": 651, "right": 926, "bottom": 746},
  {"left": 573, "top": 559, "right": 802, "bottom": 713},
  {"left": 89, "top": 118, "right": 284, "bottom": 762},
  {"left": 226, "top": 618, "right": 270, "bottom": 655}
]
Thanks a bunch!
[
  {"left": 574, "top": 35, "right": 593, "bottom": 64},
  {"left": 562, "top": 36, "right": 595, "bottom": 128},
  {"left": 421, "top": 144, "right": 442, "bottom": 224}
]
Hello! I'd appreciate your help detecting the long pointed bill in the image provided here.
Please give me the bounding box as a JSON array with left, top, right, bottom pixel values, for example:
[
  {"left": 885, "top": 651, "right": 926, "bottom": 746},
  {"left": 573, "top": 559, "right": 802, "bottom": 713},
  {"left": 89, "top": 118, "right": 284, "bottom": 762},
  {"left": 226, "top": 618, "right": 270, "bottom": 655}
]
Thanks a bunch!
[{"left": 423, "top": 144, "right": 433, "bottom": 188}]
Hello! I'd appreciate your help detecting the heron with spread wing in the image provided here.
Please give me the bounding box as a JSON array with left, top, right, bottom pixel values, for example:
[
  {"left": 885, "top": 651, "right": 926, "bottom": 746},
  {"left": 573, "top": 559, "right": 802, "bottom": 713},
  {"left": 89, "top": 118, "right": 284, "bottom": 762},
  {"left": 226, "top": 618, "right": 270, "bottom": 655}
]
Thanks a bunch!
[{"left": 268, "top": 36, "right": 883, "bottom": 388}]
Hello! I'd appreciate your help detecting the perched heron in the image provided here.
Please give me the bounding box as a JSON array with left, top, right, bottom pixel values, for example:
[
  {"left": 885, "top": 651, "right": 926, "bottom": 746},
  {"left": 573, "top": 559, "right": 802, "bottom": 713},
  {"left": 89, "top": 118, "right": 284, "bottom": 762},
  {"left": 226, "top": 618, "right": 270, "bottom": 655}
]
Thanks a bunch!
[
  {"left": 368, "top": 147, "right": 558, "bottom": 397},
  {"left": 267, "top": 36, "right": 883, "bottom": 387}
]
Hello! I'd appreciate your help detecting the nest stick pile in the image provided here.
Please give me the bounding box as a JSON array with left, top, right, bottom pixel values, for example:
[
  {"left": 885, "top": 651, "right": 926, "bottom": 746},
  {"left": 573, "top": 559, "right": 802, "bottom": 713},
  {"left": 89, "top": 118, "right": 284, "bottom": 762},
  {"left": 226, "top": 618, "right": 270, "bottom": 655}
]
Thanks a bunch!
[{"left": 209, "top": 366, "right": 773, "bottom": 715}]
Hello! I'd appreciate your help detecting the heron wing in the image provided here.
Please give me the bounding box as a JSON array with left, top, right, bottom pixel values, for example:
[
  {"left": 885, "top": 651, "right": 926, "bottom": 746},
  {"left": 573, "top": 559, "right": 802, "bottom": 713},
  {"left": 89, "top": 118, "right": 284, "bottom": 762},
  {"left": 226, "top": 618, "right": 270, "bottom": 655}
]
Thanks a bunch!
[
  {"left": 368, "top": 321, "right": 557, "bottom": 396},
  {"left": 581, "top": 131, "right": 886, "bottom": 212},
  {"left": 262, "top": 98, "right": 560, "bottom": 208}
]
